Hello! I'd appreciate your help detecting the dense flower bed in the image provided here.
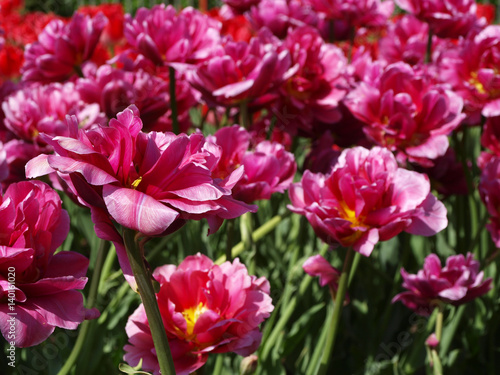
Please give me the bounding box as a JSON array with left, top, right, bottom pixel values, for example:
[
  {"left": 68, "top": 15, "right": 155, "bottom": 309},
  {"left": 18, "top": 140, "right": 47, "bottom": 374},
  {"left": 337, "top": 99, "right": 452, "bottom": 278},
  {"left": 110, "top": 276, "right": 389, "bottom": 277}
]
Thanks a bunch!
[{"left": 0, "top": 0, "right": 499, "bottom": 374}]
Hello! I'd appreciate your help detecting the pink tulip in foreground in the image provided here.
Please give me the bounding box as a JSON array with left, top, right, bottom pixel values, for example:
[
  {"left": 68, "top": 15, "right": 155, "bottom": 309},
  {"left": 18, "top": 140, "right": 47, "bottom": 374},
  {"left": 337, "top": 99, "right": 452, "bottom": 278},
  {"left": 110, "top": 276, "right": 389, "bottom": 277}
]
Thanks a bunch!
[
  {"left": 26, "top": 106, "right": 256, "bottom": 286},
  {"left": 288, "top": 146, "right": 448, "bottom": 256},
  {"left": 123, "top": 253, "right": 274, "bottom": 375},
  {"left": 392, "top": 253, "right": 492, "bottom": 315},
  {"left": 0, "top": 181, "right": 97, "bottom": 347}
]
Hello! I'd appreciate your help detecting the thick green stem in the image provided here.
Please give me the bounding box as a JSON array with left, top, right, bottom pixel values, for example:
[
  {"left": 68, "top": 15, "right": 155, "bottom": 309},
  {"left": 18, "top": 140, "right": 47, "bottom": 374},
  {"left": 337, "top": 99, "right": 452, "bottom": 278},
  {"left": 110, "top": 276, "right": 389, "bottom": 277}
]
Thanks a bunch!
[
  {"left": 57, "top": 239, "right": 108, "bottom": 375},
  {"left": 240, "top": 100, "right": 250, "bottom": 128},
  {"left": 317, "top": 248, "right": 355, "bottom": 375},
  {"left": 122, "top": 228, "right": 176, "bottom": 375},
  {"left": 169, "top": 66, "right": 180, "bottom": 134},
  {"left": 213, "top": 354, "right": 224, "bottom": 375},
  {"left": 425, "top": 29, "right": 433, "bottom": 64}
]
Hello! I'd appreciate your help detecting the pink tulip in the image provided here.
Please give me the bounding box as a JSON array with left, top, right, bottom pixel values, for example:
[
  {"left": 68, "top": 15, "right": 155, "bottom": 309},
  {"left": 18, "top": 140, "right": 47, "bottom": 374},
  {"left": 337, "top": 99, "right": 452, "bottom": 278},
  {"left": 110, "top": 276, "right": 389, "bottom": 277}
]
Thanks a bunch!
[
  {"left": 395, "top": 0, "right": 480, "bottom": 38},
  {"left": 478, "top": 116, "right": 500, "bottom": 169},
  {"left": 275, "top": 26, "right": 348, "bottom": 136},
  {"left": 123, "top": 253, "right": 274, "bottom": 375},
  {"left": 479, "top": 156, "right": 500, "bottom": 247},
  {"left": 188, "top": 30, "right": 294, "bottom": 109},
  {"left": 379, "top": 15, "right": 430, "bottom": 66},
  {"left": 344, "top": 62, "right": 465, "bottom": 166},
  {"left": 439, "top": 26, "right": 500, "bottom": 122},
  {"left": 0, "top": 139, "right": 39, "bottom": 189},
  {"left": 26, "top": 106, "right": 256, "bottom": 286},
  {"left": 308, "top": 0, "right": 394, "bottom": 28},
  {"left": 124, "top": 5, "right": 221, "bottom": 67},
  {"left": 0, "top": 180, "right": 97, "bottom": 347},
  {"left": 248, "top": 0, "right": 319, "bottom": 39},
  {"left": 222, "top": 0, "right": 260, "bottom": 14},
  {"left": 288, "top": 146, "right": 448, "bottom": 256},
  {"left": 22, "top": 12, "right": 108, "bottom": 83},
  {"left": 209, "top": 125, "right": 296, "bottom": 203},
  {"left": 2, "top": 82, "right": 105, "bottom": 145},
  {"left": 76, "top": 64, "right": 197, "bottom": 132},
  {"left": 392, "top": 253, "right": 492, "bottom": 315}
]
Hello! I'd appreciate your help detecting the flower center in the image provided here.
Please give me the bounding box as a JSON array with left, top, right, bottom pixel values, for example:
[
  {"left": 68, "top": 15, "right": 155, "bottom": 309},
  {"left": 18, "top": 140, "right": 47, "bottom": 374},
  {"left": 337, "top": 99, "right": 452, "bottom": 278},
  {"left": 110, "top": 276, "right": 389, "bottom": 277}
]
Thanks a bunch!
[
  {"left": 469, "top": 71, "right": 486, "bottom": 95},
  {"left": 340, "top": 201, "right": 364, "bottom": 228},
  {"left": 131, "top": 176, "right": 142, "bottom": 189},
  {"left": 182, "top": 302, "right": 207, "bottom": 336}
]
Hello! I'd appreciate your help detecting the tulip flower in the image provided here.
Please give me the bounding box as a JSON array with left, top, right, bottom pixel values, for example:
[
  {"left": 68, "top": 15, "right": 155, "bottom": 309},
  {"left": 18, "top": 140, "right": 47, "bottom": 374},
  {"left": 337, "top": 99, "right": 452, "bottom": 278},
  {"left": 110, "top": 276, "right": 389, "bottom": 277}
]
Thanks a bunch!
[
  {"left": 123, "top": 254, "right": 274, "bottom": 375},
  {"left": 209, "top": 125, "right": 296, "bottom": 203},
  {"left": 0, "top": 180, "right": 97, "bottom": 347},
  {"left": 392, "top": 253, "right": 492, "bottom": 315},
  {"left": 395, "top": 0, "right": 479, "bottom": 39},
  {"left": 123, "top": 4, "right": 221, "bottom": 67},
  {"left": 26, "top": 106, "right": 256, "bottom": 285},
  {"left": 22, "top": 12, "right": 108, "bottom": 83},
  {"left": 288, "top": 146, "right": 448, "bottom": 256},
  {"left": 344, "top": 62, "right": 465, "bottom": 166}
]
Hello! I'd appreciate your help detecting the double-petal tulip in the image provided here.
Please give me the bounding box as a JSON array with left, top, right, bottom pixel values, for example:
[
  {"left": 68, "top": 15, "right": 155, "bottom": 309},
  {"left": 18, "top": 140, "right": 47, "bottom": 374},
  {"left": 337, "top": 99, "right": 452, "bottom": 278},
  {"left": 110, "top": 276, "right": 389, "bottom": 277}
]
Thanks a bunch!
[
  {"left": 288, "top": 146, "right": 448, "bottom": 256},
  {"left": 124, "top": 4, "right": 221, "bottom": 67},
  {"left": 188, "top": 30, "right": 294, "bottom": 109},
  {"left": 0, "top": 180, "right": 97, "bottom": 347},
  {"left": 395, "top": 0, "right": 479, "bottom": 39},
  {"left": 22, "top": 12, "right": 108, "bottom": 83},
  {"left": 209, "top": 125, "right": 296, "bottom": 203},
  {"left": 439, "top": 26, "right": 500, "bottom": 122},
  {"left": 123, "top": 253, "right": 274, "bottom": 375},
  {"left": 392, "top": 253, "right": 492, "bottom": 315},
  {"left": 479, "top": 155, "right": 500, "bottom": 247},
  {"left": 26, "top": 106, "right": 256, "bottom": 285},
  {"left": 344, "top": 62, "right": 464, "bottom": 166}
]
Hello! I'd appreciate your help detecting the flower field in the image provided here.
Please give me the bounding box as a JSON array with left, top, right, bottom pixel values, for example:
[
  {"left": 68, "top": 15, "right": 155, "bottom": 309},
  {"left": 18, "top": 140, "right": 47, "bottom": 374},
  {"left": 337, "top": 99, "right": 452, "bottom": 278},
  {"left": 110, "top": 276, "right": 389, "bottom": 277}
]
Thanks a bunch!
[{"left": 1, "top": 0, "right": 500, "bottom": 374}]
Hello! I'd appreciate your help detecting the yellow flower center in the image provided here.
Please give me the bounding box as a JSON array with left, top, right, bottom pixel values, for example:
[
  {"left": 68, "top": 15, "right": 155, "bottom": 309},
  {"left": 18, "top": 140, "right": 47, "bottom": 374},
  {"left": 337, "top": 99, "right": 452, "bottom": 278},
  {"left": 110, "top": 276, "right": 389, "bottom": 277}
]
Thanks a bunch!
[
  {"left": 182, "top": 302, "right": 207, "bottom": 336},
  {"left": 340, "top": 201, "right": 364, "bottom": 229},
  {"left": 131, "top": 176, "right": 142, "bottom": 189},
  {"left": 470, "top": 71, "right": 486, "bottom": 94}
]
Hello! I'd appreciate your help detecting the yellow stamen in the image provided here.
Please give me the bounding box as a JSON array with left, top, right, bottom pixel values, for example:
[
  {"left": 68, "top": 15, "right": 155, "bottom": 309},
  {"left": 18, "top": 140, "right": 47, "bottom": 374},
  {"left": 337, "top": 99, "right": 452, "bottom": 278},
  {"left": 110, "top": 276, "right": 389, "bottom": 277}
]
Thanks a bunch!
[
  {"left": 470, "top": 71, "right": 486, "bottom": 94},
  {"left": 182, "top": 302, "right": 207, "bottom": 336},
  {"left": 131, "top": 177, "right": 142, "bottom": 189}
]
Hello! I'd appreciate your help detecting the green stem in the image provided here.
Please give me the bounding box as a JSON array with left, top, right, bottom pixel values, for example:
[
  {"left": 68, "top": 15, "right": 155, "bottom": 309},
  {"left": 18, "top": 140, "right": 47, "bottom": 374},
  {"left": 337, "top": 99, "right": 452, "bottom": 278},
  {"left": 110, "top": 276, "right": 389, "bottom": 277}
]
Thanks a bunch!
[
  {"left": 239, "top": 100, "right": 250, "bottom": 128},
  {"left": 215, "top": 212, "right": 291, "bottom": 264},
  {"left": 122, "top": 228, "right": 176, "bottom": 375},
  {"left": 431, "top": 305, "right": 444, "bottom": 375},
  {"left": 317, "top": 247, "right": 355, "bottom": 375},
  {"left": 57, "top": 239, "right": 108, "bottom": 375},
  {"left": 226, "top": 219, "right": 235, "bottom": 262},
  {"left": 213, "top": 354, "right": 224, "bottom": 375},
  {"left": 169, "top": 66, "right": 180, "bottom": 134},
  {"left": 425, "top": 28, "right": 433, "bottom": 64}
]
